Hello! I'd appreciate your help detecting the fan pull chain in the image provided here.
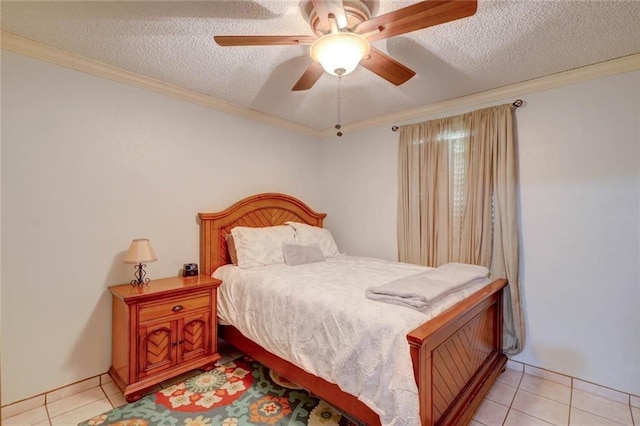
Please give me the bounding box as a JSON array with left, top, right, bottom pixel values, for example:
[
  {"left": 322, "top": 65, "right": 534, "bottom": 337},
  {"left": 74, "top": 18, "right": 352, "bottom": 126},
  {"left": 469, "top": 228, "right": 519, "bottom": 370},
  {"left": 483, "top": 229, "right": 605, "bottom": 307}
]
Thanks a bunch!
[{"left": 335, "top": 76, "right": 343, "bottom": 137}]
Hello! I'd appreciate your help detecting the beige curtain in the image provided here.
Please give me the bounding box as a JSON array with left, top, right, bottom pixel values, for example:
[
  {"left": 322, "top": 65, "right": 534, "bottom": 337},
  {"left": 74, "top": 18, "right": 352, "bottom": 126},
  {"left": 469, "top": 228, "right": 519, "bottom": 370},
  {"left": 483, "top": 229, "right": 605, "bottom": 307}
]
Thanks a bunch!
[{"left": 397, "top": 103, "right": 524, "bottom": 354}]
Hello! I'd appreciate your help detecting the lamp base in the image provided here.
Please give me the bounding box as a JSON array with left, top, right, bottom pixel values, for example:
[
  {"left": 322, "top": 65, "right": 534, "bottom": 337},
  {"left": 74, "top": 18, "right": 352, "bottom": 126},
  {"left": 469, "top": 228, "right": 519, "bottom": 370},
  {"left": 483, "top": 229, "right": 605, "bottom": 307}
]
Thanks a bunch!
[{"left": 130, "top": 263, "right": 150, "bottom": 287}]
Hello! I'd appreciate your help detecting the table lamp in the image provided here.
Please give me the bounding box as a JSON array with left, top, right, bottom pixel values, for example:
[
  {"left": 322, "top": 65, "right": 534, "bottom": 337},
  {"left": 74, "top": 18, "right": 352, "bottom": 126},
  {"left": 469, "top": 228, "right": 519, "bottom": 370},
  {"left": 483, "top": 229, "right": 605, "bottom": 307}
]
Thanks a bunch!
[{"left": 123, "top": 238, "right": 157, "bottom": 287}]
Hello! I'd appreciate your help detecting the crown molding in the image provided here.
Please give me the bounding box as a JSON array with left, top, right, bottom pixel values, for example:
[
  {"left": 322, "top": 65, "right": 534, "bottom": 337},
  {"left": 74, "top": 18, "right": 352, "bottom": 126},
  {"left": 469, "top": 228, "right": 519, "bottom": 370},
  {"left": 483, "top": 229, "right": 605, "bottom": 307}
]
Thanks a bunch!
[
  {"left": 0, "top": 32, "right": 323, "bottom": 138},
  {"left": 3, "top": 32, "right": 638, "bottom": 140},
  {"left": 326, "top": 53, "right": 640, "bottom": 138}
]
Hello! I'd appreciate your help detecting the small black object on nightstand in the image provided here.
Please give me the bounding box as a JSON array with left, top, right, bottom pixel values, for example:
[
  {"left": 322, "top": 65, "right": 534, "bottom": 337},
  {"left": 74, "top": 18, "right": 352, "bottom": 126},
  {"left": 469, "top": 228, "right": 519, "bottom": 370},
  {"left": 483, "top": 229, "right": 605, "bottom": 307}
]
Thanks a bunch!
[{"left": 183, "top": 263, "right": 199, "bottom": 277}]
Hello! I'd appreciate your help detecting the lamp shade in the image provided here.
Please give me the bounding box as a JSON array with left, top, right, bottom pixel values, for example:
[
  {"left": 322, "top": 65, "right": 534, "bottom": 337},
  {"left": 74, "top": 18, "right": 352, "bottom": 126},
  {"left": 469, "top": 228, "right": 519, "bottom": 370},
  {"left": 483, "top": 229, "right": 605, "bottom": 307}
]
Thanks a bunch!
[
  {"left": 310, "top": 32, "right": 370, "bottom": 76},
  {"left": 123, "top": 238, "right": 157, "bottom": 264}
]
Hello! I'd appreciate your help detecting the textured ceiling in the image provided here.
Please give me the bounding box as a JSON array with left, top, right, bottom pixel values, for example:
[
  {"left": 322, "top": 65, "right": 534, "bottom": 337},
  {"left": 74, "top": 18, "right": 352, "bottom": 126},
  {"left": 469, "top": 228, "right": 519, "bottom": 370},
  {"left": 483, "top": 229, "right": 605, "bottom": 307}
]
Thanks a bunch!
[{"left": 2, "top": 0, "right": 640, "bottom": 133}]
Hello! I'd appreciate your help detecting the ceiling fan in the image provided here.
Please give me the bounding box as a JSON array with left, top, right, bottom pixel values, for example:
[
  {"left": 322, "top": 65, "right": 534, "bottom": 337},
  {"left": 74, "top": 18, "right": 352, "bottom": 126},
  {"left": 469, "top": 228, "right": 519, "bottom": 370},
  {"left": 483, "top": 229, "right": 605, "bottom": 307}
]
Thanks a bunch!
[{"left": 214, "top": 0, "right": 478, "bottom": 91}]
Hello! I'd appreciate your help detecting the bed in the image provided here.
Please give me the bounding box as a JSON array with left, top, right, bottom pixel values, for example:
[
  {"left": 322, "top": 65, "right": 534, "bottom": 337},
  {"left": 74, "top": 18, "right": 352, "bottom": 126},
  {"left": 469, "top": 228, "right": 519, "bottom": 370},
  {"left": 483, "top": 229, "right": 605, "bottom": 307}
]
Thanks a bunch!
[{"left": 199, "top": 193, "right": 507, "bottom": 426}]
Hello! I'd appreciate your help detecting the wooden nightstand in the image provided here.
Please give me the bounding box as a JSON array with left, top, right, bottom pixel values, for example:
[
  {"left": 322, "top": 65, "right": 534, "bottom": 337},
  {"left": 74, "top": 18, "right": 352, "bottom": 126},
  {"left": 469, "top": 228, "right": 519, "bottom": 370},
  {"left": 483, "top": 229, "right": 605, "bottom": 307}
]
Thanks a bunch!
[{"left": 108, "top": 274, "right": 221, "bottom": 402}]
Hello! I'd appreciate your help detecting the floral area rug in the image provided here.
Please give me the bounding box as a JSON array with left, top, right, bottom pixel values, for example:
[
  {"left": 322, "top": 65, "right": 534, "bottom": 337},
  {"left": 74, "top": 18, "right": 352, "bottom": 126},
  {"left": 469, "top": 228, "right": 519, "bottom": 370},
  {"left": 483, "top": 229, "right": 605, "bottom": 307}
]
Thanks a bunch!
[{"left": 79, "top": 356, "right": 364, "bottom": 426}]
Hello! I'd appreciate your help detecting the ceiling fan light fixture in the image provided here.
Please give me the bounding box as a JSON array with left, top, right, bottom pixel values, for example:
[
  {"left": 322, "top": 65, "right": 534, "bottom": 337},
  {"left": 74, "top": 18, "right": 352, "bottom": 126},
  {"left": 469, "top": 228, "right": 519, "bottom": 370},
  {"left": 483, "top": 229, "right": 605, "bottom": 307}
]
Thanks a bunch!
[{"left": 310, "top": 32, "right": 370, "bottom": 76}]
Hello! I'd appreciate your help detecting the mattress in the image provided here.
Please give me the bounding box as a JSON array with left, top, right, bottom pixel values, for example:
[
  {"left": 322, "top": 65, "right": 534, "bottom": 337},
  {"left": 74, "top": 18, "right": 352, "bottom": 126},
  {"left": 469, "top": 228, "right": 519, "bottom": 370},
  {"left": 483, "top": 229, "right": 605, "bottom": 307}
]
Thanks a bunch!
[{"left": 213, "top": 255, "right": 490, "bottom": 426}]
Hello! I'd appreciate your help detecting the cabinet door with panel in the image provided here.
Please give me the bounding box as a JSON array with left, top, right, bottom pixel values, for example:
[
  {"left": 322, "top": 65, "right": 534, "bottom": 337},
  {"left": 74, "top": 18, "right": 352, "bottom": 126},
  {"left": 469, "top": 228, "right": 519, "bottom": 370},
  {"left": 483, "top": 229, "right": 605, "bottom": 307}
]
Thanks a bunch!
[
  {"left": 138, "top": 319, "right": 178, "bottom": 380},
  {"left": 179, "top": 311, "right": 211, "bottom": 363},
  {"left": 108, "top": 275, "right": 221, "bottom": 402}
]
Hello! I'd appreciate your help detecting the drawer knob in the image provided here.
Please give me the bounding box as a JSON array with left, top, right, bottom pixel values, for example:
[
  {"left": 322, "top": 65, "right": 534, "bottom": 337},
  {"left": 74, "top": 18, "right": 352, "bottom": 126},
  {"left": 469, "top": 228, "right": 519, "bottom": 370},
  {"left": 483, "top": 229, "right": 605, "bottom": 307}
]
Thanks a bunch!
[{"left": 171, "top": 305, "right": 183, "bottom": 312}]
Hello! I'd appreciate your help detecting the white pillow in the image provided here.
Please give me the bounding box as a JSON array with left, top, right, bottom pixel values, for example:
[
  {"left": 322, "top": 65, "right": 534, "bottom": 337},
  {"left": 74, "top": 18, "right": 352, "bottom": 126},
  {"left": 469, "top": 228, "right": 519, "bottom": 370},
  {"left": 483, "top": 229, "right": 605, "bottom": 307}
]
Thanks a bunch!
[
  {"left": 286, "top": 221, "right": 340, "bottom": 258},
  {"left": 230, "top": 225, "right": 295, "bottom": 268}
]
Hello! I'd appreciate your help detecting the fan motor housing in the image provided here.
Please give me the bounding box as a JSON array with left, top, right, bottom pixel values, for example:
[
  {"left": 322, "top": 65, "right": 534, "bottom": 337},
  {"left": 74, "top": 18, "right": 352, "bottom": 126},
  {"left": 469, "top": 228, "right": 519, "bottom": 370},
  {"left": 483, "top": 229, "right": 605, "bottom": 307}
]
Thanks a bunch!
[{"left": 303, "top": 0, "right": 373, "bottom": 35}]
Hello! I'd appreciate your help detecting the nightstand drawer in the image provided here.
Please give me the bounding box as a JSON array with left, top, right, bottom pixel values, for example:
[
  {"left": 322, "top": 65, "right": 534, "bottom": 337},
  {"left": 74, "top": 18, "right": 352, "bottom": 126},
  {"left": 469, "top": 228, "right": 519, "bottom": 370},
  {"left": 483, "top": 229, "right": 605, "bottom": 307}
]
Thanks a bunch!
[{"left": 138, "top": 293, "right": 210, "bottom": 323}]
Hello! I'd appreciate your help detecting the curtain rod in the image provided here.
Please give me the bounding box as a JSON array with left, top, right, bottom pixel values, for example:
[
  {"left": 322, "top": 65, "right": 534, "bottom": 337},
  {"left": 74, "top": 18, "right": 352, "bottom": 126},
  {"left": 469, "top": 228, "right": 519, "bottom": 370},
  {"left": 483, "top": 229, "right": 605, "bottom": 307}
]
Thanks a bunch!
[{"left": 391, "top": 99, "right": 524, "bottom": 132}]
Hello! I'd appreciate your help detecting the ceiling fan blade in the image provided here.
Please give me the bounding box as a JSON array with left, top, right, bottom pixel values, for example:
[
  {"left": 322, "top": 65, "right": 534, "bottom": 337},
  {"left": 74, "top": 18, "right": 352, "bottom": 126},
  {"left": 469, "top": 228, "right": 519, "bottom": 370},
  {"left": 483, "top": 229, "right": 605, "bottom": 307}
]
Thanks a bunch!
[
  {"left": 214, "top": 35, "right": 316, "bottom": 46},
  {"left": 355, "top": 0, "right": 477, "bottom": 42},
  {"left": 292, "top": 62, "right": 324, "bottom": 91},
  {"left": 311, "top": 0, "right": 348, "bottom": 30},
  {"left": 360, "top": 47, "right": 416, "bottom": 86}
]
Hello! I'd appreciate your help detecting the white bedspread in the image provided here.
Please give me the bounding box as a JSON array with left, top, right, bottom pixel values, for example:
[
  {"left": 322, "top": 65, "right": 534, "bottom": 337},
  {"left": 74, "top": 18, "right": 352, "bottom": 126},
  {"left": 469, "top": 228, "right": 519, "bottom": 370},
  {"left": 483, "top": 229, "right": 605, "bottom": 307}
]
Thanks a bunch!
[{"left": 213, "top": 255, "right": 490, "bottom": 426}]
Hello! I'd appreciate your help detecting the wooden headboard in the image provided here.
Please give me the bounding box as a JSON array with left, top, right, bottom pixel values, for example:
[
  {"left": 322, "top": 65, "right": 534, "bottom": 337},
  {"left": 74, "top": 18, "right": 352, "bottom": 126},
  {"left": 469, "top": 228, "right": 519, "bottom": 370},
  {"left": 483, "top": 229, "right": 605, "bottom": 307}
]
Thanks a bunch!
[{"left": 198, "top": 193, "right": 327, "bottom": 276}]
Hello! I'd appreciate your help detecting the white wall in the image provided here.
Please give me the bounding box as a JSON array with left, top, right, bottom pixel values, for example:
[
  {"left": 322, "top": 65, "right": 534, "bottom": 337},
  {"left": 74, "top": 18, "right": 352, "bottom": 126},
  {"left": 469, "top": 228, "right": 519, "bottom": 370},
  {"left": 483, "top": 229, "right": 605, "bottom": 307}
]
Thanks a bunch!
[
  {"left": 2, "top": 49, "right": 639, "bottom": 405},
  {"left": 319, "top": 71, "right": 640, "bottom": 396},
  {"left": 317, "top": 128, "right": 399, "bottom": 260},
  {"left": 0, "top": 51, "right": 321, "bottom": 404},
  {"left": 515, "top": 73, "right": 639, "bottom": 394}
]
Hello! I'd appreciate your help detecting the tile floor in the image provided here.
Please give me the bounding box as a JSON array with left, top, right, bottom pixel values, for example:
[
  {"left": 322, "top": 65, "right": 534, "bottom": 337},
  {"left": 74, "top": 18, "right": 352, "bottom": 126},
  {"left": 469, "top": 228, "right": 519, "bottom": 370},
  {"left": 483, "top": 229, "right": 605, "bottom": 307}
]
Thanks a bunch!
[
  {"left": 2, "top": 354, "right": 639, "bottom": 426},
  {"left": 473, "top": 361, "right": 639, "bottom": 426}
]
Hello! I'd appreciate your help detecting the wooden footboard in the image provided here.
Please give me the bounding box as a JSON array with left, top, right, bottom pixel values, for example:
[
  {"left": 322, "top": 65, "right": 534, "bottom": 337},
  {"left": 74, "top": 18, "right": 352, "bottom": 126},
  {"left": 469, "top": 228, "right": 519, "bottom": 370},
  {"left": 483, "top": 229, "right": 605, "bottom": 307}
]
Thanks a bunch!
[
  {"left": 219, "top": 278, "right": 507, "bottom": 426},
  {"left": 409, "top": 278, "right": 507, "bottom": 425}
]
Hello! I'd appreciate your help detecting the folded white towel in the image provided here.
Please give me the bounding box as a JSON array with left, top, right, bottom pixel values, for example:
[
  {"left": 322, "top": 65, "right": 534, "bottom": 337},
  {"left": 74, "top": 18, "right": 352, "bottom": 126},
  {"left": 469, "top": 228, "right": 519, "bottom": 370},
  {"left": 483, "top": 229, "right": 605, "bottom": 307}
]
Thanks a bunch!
[{"left": 365, "top": 263, "right": 489, "bottom": 311}]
